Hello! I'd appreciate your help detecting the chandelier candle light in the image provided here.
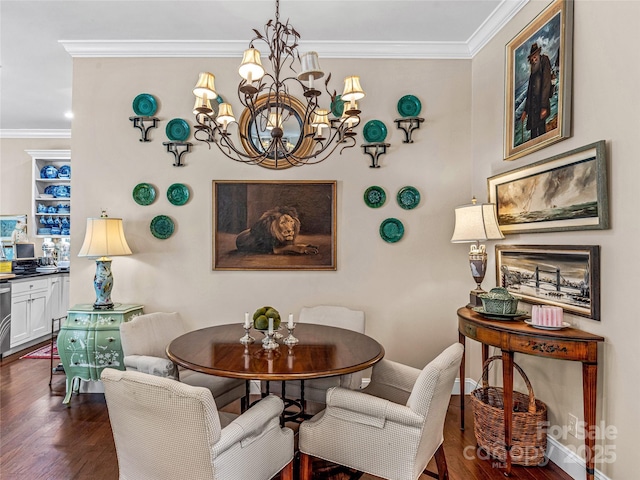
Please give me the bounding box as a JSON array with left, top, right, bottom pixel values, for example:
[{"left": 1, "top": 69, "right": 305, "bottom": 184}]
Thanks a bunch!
[
  {"left": 78, "top": 211, "right": 132, "bottom": 310},
  {"left": 451, "top": 197, "right": 504, "bottom": 308},
  {"left": 192, "top": 0, "right": 365, "bottom": 168}
]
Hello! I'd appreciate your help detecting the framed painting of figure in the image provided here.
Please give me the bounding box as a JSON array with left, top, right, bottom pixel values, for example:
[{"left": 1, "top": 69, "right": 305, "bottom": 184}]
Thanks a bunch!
[
  {"left": 504, "top": 0, "right": 574, "bottom": 161},
  {"left": 213, "top": 180, "right": 337, "bottom": 270}
]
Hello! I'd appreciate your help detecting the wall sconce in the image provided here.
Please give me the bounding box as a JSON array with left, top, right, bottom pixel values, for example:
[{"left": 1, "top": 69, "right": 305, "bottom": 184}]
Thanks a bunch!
[
  {"left": 394, "top": 116, "right": 424, "bottom": 143},
  {"left": 451, "top": 197, "right": 504, "bottom": 307},
  {"left": 130, "top": 93, "right": 159, "bottom": 142},
  {"left": 164, "top": 118, "right": 192, "bottom": 166},
  {"left": 395, "top": 94, "right": 424, "bottom": 143},
  {"left": 361, "top": 143, "right": 390, "bottom": 168},
  {"left": 162, "top": 141, "right": 192, "bottom": 167},
  {"left": 129, "top": 116, "right": 158, "bottom": 142}
]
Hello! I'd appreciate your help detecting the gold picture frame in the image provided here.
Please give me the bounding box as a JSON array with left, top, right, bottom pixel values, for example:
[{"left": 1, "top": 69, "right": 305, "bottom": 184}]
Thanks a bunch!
[
  {"left": 237, "top": 94, "right": 315, "bottom": 170},
  {"left": 504, "top": 0, "right": 574, "bottom": 161}
]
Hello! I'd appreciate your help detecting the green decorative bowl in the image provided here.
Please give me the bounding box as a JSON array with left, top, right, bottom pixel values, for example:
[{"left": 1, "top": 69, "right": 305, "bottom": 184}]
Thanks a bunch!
[{"left": 478, "top": 287, "right": 519, "bottom": 315}]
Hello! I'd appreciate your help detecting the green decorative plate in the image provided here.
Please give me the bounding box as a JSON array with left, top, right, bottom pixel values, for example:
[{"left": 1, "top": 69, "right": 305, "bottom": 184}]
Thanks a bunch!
[
  {"left": 150, "top": 215, "right": 175, "bottom": 239},
  {"left": 397, "top": 186, "right": 420, "bottom": 210},
  {"left": 473, "top": 307, "right": 529, "bottom": 321},
  {"left": 362, "top": 120, "right": 388, "bottom": 143},
  {"left": 132, "top": 183, "right": 156, "bottom": 206},
  {"left": 132, "top": 93, "right": 158, "bottom": 116},
  {"left": 364, "top": 186, "right": 386, "bottom": 208},
  {"left": 167, "top": 183, "right": 190, "bottom": 206},
  {"left": 379, "top": 218, "right": 404, "bottom": 243},
  {"left": 166, "top": 118, "right": 190, "bottom": 142},
  {"left": 397, "top": 94, "right": 422, "bottom": 117},
  {"left": 330, "top": 94, "right": 344, "bottom": 117}
]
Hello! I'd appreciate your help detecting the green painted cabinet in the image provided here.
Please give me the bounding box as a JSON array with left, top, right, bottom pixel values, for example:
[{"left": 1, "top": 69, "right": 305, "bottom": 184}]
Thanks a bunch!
[{"left": 57, "top": 303, "right": 143, "bottom": 404}]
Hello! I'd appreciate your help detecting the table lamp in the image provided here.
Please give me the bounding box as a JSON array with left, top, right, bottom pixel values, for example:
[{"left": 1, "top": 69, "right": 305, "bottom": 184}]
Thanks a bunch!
[
  {"left": 451, "top": 197, "right": 504, "bottom": 307},
  {"left": 78, "top": 211, "right": 132, "bottom": 310}
]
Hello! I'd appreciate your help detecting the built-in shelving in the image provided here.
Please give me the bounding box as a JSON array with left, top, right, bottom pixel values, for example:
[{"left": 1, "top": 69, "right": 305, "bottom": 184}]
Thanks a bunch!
[{"left": 27, "top": 150, "right": 71, "bottom": 240}]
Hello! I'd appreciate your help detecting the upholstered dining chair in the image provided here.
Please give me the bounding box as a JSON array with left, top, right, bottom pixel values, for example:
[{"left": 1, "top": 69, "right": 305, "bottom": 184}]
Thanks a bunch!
[
  {"left": 299, "top": 343, "right": 464, "bottom": 480},
  {"left": 262, "top": 305, "right": 366, "bottom": 405},
  {"left": 101, "top": 368, "right": 294, "bottom": 480},
  {"left": 119, "top": 311, "right": 246, "bottom": 409}
]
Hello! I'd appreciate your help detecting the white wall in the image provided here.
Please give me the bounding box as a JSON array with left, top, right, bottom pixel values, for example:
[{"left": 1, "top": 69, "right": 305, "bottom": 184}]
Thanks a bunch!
[
  {"left": 3, "top": 1, "right": 637, "bottom": 476},
  {"left": 471, "top": 1, "right": 640, "bottom": 478},
  {"left": 69, "top": 57, "right": 473, "bottom": 371}
]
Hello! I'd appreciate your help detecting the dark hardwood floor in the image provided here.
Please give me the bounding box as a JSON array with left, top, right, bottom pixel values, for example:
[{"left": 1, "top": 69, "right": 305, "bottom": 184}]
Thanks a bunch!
[{"left": 1, "top": 347, "right": 571, "bottom": 480}]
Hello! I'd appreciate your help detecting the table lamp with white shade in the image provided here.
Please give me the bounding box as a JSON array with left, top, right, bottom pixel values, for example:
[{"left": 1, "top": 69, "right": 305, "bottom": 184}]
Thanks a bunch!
[
  {"left": 78, "top": 211, "right": 132, "bottom": 310},
  {"left": 451, "top": 197, "right": 504, "bottom": 307}
]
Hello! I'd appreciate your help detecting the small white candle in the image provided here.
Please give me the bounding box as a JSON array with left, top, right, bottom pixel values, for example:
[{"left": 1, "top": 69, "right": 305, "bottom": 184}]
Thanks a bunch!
[
  {"left": 244, "top": 312, "right": 250, "bottom": 329},
  {"left": 288, "top": 313, "right": 294, "bottom": 329},
  {"left": 268, "top": 317, "right": 274, "bottom": 334}
]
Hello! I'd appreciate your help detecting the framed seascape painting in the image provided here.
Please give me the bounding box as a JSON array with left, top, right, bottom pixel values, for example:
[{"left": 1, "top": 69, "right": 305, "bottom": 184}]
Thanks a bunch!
[
  {"left": 488, "top": 141, "right": 608, "bottom": 234},
  {"left": 504, "top": 0, "right": 573, "bottom": 161},
  {"left": 213, "top": 180, "right": 337, "bottom": 271},
  {"left": 496, "top": 245, "right": 600, "bottom": 320}
]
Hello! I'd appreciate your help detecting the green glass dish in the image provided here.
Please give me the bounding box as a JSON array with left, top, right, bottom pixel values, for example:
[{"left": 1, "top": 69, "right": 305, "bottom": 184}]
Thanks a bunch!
[
  {"left": 397, "top": 186, "right": 420, "bottom": 210},
  {"left": 150, "top": 215, "right": 175, "bottom": 239},
  {"left": 330, "top": 94, "right": 344, "bottom": 117},
  {"left": 167, "top": 183, "right": 190, "bottom": 206},
  {"left": 379, "top": 218, "right": 404, "bottom": 243},
  {"left": 132, "top": 93, "right": 157, "bottom": 116},
  {"left": 363, "top": 120, "right": 388, "bottom": 143},
  {"left": 364, "top": 186, "right": 386, "bottom": 208},
  {"left": 397, "top": 94, "right": 422, "bottom": 117},
  {"left": 132, "top": 183, "right": 156, "bottom": 206},
  {"left": 166, "top": 118, "right": 190, "bottom": 142}
]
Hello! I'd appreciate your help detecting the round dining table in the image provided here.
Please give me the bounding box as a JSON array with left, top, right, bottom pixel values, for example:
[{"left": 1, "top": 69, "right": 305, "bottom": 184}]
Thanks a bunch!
[
  {"left": 167, "top": 322, "right": 385, "bottom": 421},
  {"left": 167, "top": 322, "right": 384, "bottom": 381}
]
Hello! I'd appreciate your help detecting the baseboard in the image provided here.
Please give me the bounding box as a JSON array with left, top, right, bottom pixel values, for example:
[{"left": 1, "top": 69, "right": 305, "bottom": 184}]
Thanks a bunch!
[
  {"left": 546, "top": 435, "right": 611, "bottom": 480},
  {"left": 459, "top": 377, "right": 611, "bottom": 480},
  {"left": 453, "top": 377, "right": 479, "bottom": 395}
]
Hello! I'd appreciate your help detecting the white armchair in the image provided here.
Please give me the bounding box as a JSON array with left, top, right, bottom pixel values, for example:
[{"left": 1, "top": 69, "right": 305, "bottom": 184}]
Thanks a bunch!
[
  {"left": 299, "top": 343, "right": 464, "bottom": 480},
  {"left": 120, "top": 311, "right": 246, "bottom": 409},
  {"left": 101, "top": 368, "right": 294, "bottom": 480},
  {"left": 263, "top": 305, "right": 366, "bottom": 405}
]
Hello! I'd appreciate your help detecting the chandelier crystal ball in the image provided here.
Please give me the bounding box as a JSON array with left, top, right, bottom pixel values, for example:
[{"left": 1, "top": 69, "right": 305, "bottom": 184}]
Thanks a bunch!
[{"left": 192, "top": 0, "right": 365, "bottom": 169}]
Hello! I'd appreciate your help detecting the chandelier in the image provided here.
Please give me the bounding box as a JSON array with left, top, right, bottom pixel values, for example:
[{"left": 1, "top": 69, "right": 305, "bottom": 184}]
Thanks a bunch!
[{"left": 191, "top": 0, "right": 365, "bottom": 169}]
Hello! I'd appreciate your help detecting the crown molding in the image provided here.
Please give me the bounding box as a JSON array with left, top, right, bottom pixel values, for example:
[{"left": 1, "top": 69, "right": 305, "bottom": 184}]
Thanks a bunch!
[
  {"left": 467, "top": 0, "right": 528, "bottom": 56},
  {"left": 0, "top": 129, "right": 71, "bottom": 139},
  {"left": 60, "top": 0, "right": 528, "bottom": 60}
]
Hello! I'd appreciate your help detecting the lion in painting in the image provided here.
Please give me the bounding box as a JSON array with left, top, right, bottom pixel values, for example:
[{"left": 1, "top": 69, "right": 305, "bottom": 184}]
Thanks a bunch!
[{"left": 235, "top": 206, "right": 319, "bottom": 255}]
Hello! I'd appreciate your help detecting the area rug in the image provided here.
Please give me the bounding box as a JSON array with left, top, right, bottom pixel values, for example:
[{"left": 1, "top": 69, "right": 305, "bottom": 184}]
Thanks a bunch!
[{"left": 20, "top": 343, "right": 59, "bottom": 359}]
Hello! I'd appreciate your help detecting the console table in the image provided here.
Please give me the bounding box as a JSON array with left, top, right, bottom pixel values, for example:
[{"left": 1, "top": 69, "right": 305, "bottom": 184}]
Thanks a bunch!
[
  {"left": 457, "top": 307, "right": 604, "bottom": 480},
  {"left": 57, "top": 303, "right": 143, "bottom": 404}
]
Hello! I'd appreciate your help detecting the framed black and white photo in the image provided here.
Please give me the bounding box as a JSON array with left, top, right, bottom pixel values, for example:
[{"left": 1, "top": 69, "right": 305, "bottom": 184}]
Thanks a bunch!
[{"left": 496, "top": 244, "right": 600, "bottom": 320}]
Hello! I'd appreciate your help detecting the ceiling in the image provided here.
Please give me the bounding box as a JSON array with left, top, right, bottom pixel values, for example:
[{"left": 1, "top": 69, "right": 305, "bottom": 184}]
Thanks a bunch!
[{"left": 0, "top": 0, "right": 527, "bottom": 136}]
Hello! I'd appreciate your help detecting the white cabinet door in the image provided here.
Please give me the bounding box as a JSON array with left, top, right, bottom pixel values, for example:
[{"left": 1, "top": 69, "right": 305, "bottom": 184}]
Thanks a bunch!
[
  {"left": 10, "top": 294, "right": 30, "bottom": 347},
  {"left": 61, "top": 276, "right": 70, "bottom": 315},
  {"left": 30, "top": 290, "right": 49, "bottom": 338},
  {"left": 49, "top": 276, "right": 61, "bottom": 320}
]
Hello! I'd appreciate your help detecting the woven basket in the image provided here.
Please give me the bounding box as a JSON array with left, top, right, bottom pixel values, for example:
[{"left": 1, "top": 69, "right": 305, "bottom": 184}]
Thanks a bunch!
[{"left": 470, "top": 356, "right": 548, "bottom": 466}]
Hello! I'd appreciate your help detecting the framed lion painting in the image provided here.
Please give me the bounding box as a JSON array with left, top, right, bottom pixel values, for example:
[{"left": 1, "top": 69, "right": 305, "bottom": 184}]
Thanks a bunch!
[{"left": 213, "top": 180, "right": 337, "bottom": 270}]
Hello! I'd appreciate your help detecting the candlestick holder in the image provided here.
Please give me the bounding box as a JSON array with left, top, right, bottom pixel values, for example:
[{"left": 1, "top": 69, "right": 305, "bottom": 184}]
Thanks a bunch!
[
  {"left": 239, "top": 324, "right": 255, "bottom": 345},
  {"left": 283, "top": 323, "right": 299, "bottom": 346},
  {"left": 259, "top": 329, "right": 279, "bottom": 350}
]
